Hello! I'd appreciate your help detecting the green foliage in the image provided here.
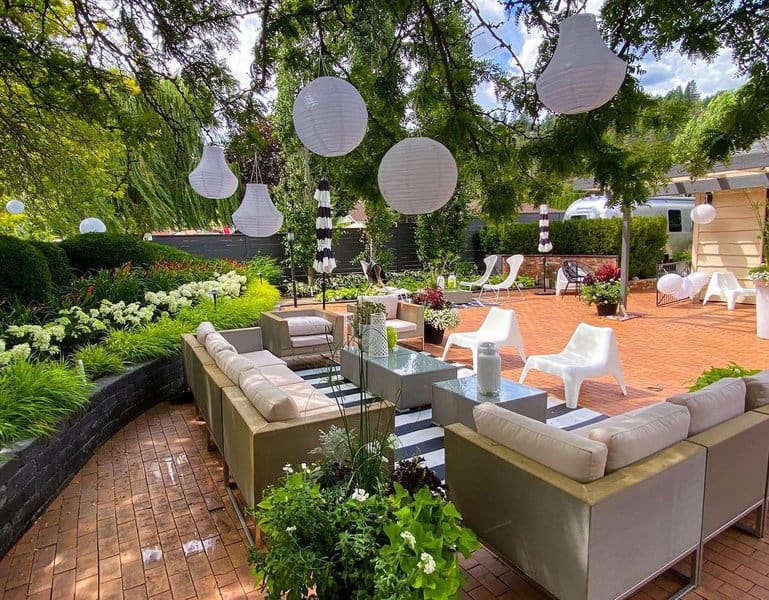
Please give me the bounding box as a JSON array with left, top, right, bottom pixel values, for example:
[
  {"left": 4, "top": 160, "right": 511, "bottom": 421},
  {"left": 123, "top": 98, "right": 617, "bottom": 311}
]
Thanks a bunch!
[
  {"left": 249, "top": 254, "right": 284, "bottom": 285},
  {"left": 415, "top": 194, "right": 472, "bottom": 271},
  {"left": 671, "top": 248, "right": 692, "bottom": 263},
  {"left": 73, "top": 345, "right": 125, "bottom": 381},
  {"left": 688, "top": 363, "right": 760, "bottom": 392},
  {"left": 28, "top": 242, "right": 72, "bottom": 287},
  {"left": 0, "top": 360, "right": 92, "bottom": 445},
  {"left": 0, "top": 235, "right": 52, "bottom": 305},
  {"left": 60, "top": 234, "right": 154, "bottom": 273},
  {"left": 105, "top": 317, "right": 187, "bottom": 363},
  {"left": 177, "top": 281, "right": 280, "bottom": 331},
  {"left": 628, "top": 217, "right": 668, "bottom": 278},
  {"left": 145, "top": 243, "right": 197, "bottom": 264},
  {"left": 66, "top": 265, "right": 146, "bottom": 307}
]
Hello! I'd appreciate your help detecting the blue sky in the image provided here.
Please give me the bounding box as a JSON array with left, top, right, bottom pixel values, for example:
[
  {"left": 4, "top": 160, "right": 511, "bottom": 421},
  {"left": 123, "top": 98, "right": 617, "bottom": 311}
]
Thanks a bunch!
[{"left": 230, "top": 1, "right": 745, "bottom": 110}]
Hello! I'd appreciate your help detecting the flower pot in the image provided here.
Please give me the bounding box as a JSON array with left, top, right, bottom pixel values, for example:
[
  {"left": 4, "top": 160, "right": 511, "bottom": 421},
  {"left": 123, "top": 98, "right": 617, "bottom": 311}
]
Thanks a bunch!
[
  {"left": 424, "top": 323, "right": 445, "bottom": 345},
  {"left": 756, "top": 282, "right": 769, "bottom": 339},
  {"left": 596, "top": 302, "right": 618, "bottom": 316}
]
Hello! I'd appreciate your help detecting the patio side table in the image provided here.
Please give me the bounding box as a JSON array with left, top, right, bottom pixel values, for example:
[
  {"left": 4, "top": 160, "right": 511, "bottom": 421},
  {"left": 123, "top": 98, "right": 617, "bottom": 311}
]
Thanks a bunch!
[{"left": 432, "top": 375, "right": 547, "bottom": 429}]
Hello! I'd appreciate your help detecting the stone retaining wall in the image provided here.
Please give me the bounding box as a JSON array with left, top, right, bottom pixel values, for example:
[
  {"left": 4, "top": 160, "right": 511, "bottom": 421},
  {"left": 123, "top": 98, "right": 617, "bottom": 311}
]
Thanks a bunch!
[{"left": 0, "top": 355, "right": 184, "bottom": 559}]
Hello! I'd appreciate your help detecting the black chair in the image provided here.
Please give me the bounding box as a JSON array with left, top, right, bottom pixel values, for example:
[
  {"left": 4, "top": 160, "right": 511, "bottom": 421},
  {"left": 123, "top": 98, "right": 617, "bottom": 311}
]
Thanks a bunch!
[{"left": 560, "top": 260, "right": 593, "bottom": 295}]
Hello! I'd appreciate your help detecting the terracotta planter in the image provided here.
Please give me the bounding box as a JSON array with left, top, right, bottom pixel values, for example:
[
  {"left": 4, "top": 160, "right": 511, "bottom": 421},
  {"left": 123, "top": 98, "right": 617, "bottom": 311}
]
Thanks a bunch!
[
  {"left": 595, "top": 302, "right": 618, "bottom": 316},
  {"left": 424, "top": 323, "right": 445, "bottom": 345}
]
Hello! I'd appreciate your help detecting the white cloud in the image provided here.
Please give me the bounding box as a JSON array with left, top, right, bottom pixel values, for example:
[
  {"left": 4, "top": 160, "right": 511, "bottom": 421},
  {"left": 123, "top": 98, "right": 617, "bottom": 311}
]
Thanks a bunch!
[{"left": 639, "top": 49, "right": 745, "bottom": 97}]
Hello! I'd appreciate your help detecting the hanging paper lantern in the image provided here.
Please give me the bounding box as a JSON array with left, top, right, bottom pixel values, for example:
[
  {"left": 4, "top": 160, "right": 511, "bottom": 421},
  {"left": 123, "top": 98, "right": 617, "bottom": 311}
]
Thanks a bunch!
[
  {"left": 79, "top": 218, "right": 106, "bottom": 234},
  {"left": 657, "top": 273, "right": 684, "bottom": 295},
  {"left": 377, "top": 137, "right": 458, "bottom": 215},
  {"left": 691, "top": 203, "right": 717, "bottom": 225},
  {"left": 5, "top": 199, "right": 24, "bottom": 214},
  {"left": 188, "top": 145, "right": 239, "bottom": 199},
  {"left": 232, "top": 184, "right": 283, "bottom": 237},
  {"left": 688, "top": 272, "right": 710, "bottom": 291},
  {"left": 292, "top": 77, "right": 368, "bottom": 157},
  {"left": 535, "top": 14, "right": 627, "bottom": 115},
  {"left": 673, "top": 277, "right": 694, "bottom": 300}
]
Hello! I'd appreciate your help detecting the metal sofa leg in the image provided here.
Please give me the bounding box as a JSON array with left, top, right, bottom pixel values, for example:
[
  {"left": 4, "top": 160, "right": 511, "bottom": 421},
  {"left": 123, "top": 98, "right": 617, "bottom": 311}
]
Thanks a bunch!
[{"left": 222, "top": 458, "right": 256, "bottom": 547}]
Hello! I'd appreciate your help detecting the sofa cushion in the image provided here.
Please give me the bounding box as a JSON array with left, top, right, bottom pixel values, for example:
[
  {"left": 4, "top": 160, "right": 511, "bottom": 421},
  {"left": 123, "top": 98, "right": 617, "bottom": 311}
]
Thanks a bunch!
[
  {"left": 359, "top": 294, "right": 399, "bottom": 319},
  {"left": 574, "top": 403, "right": 690, "bottom": 473},
  {"left": 473, "top": 403, "right": 607, "bottom": 483},
  {"left": 286, "top": 316, "right": 333, "bottom": 337},
  {"left": 280, "top": 382, "right": 337, "bottom": 414},
  {"left": 290, "top": 333, "right": 333, "bottom": 348},
  {"left": 667, "top": 377, "right": 746, "bottom": 435},
  {"left": 217, "top": 352, "right": 258, "bottom": 383},
  {"left": 196, "top": 321, "right": 216, "bottom": 344},
  {"left": 205, "top": 332, "right": 236, "bottom": 358},
  {"left": 240, "top": 350, "right": 287, "bottom": 368},
  {"left": 745, "top": 370, "right": 769, "bottom": 410},
  {"left": 256, "top": 364, "right": 305, "bottom": 387},
  {"left": 240, "top": 371, "right": 299, "bottom": 422},
  {"left": 386, "top": 319, "right": 417, "bottom": 333}
]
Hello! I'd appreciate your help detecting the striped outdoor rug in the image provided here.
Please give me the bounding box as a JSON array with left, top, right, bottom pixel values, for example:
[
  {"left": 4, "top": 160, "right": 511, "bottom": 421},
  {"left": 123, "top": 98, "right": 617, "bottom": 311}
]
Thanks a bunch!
[{"left": 296, "top": 359, "right": 607, "bottom": 482}]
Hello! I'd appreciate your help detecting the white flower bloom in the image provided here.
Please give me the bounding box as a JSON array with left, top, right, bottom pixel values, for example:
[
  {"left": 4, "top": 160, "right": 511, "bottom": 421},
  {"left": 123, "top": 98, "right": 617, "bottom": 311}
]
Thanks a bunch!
[
  {"left": 282, "top": 464, "right": 294, "bottom": 474},
  {"left": 400, "top": 531, "right": 416, "bottom": 549},
  {"left": 286, "top": 526, "right": 296, "bottom": 534},
  {"left": 418, "top": 552, "right": 436, "bottom": 575},
  {"left": 351, "top": 488, "right": 369, "bottom": 502}
]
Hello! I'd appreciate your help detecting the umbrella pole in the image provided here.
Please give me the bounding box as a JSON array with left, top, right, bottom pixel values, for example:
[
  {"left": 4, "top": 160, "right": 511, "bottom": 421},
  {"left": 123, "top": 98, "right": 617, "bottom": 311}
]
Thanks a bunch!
[
  {"left": 322, "top": 273, "right": 327, "bottom": 310},
  {"left": 542, "top": 255, "right": 547, "bottom": 292}
]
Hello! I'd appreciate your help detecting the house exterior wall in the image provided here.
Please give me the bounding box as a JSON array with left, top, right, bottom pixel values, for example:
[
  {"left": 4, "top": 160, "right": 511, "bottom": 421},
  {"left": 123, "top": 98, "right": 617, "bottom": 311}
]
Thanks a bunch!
[{"left": 692, "top": 187, "right": 767, "bottom": 303}]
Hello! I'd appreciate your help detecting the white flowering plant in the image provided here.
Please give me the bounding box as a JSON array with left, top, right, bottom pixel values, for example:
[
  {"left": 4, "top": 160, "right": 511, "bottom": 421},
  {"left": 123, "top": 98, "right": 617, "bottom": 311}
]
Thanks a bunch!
[{"left": 749, "top": 265, "right": 769, "bottom": 284}]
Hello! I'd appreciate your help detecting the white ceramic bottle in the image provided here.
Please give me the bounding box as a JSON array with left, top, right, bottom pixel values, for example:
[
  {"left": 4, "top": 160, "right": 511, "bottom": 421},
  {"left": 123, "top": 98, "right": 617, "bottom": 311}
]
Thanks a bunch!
[{"left": 476, "top": 342, "right": 501, "bottom": 397}]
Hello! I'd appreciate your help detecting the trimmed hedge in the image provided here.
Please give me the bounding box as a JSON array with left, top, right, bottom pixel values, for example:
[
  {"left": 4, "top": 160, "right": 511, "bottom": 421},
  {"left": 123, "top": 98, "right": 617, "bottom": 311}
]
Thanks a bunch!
[
  {"left": 478, "top": 216, "right": 667, "bottom": 278},
  {"left": 29, "top": 241, "right": 72, "bottom": 287},
  {"left": 0, "top": 236, "right": 52, "bottom": 304},
  {"left": 60, "top": 233, "right": 155, "bottom": 273}
]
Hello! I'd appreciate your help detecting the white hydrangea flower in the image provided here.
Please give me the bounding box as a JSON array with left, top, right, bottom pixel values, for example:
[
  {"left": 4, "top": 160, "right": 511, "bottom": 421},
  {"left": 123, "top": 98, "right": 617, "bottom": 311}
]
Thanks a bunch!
[
  {"left": 282, "top": 464, "right": 294, "bottom": 474},
  {"left": 286, "top": 526, "right": 296, "bottom": 534},
  {"left": 351, "top": 488, "right": 369, "bottom": 502},
  {"left": 400, "top": 531, "right": 416, "bottom": 549},
  {"left": 418, "top": 552, "right": 436, "bottom": 575}
]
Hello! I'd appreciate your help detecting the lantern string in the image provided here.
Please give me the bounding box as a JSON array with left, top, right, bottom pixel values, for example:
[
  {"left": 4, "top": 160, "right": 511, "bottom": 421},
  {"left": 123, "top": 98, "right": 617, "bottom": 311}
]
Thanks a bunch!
[{"left": 251, "top": 152, "right": 262, "bottom": 184}]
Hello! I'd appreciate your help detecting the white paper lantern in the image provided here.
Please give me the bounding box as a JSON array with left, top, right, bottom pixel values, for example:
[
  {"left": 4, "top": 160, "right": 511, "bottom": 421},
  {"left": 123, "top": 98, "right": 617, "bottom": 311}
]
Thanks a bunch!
[
  {"left": 5, "top": 199, "right": 24, "bottom": 214},
  {"left": 377, "top": 137, "right": 458, "bottom": 215},
  {"left": 657, "top": 273, "right": 684, "bottom": 295},
  {"left": 232, "top": 183, "right": 283, "bottom": 237},
  {"left": 691, "top": 203, "right": 717, "bottom": 225},
  {"left": 688, "top": 272, "right": 710, "bottom": 292},
  {"left": 188, "top": 145, "right": 239, "bottom": 199},
  {"left": 535, "top": 14, "right": 627, "bottom": 115},
  {"left": 79, "top": 217, "right": 106, "bottom": 234},
  {"left": 292, "top": 77, "right": 368, "bottom": 157},
  {"left": 673, "top": 276, "right": 694, "bottom": 300}
]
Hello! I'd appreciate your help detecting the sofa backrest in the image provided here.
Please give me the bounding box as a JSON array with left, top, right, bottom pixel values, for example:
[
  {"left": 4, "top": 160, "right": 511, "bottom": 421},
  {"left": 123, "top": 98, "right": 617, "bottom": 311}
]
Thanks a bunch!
[
  {"left": 205, "top": 332, "right": 236, "bottom": 359},
  {"left": 358, "top": 294, "right": 399, "bottom": 319},
  {"left": 667, "top": 377, "right": 746, "bottom": 436},
  {"left": 239, "top": 370, "right": 299, "bottom": 421},
  {"left": 196, "top": 321, "right": 216, "bottom": 344},
  {"left": 473, "top": 403, "right": 607, "bottom": 483},
  {"left": 745, "top": 370, "right": 769, "bottom": 410}
]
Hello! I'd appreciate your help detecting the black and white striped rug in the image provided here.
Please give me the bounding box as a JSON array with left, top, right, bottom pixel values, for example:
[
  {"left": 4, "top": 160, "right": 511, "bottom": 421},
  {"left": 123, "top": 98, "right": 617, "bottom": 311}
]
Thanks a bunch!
[{"left": 296, "top": 361, "right": 607, "bottom": 482}]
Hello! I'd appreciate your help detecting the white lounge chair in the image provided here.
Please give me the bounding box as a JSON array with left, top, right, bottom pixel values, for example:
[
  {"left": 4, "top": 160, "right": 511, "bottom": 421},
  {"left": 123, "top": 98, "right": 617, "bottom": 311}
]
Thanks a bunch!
[
  {"left": 702, "top": 271, "right": 756, "bottom": 310},
  {"left": 460, "top": 255, "right": 498, "bottom": 292},
  {"left": 479, "top": 255, "right": 524, "bottom": 300},
  {"left": 519, "top": 323, "right": 626, "bottom": 409},
  {"left": 441, "top": 307, "right": 526, "bottom": 370}
]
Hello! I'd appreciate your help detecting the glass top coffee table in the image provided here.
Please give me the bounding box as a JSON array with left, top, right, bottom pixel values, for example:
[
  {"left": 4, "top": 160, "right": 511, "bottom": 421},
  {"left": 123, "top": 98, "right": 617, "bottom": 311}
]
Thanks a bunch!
[
  {"left": 432, "top": 375, "right": 547, "bottom": 429},
  {"left": 339, "top": 345, "right": 458, "bottom": 411}
]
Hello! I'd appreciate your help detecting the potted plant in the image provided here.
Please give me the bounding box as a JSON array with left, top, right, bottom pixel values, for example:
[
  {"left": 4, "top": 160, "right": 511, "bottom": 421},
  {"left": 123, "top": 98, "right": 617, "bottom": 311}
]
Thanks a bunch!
[
  {"left": 581, "top": 264, "right": 622, "bottom": 316},
  {"left": 749, "top": 265, "right": 769, "bottom": 339},
  {"left": 352, "top": 300, "right": 386, "bottom": 350},
  {"left": 411, "top": 287, "right": 460, "bottom": 345}
]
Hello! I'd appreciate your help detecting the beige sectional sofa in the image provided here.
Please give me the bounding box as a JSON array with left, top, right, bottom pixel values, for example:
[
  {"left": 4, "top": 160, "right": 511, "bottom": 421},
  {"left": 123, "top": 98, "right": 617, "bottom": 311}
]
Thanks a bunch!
[
  {"left": 446, "top": 370, "right": 769, "bottom": 600},
  {"left": 182, "top": 322, "right": 395, "bottom": 506}
]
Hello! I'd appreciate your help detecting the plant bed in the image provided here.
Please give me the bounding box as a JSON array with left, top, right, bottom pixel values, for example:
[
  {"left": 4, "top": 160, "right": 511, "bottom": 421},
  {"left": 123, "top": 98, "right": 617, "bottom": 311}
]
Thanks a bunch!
[{"left": 0, "top": 354, "right": 184, "bottom": 559}]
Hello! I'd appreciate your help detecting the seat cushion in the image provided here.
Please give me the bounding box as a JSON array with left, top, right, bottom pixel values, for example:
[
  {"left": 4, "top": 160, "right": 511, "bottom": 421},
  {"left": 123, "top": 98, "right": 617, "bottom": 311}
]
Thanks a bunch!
[
  {"left": 239, "top": 371, "right": 299, "bottom": 422},
  {"left": 286, "top": 316, "right": 333, "bottom": 337},
  {"left": 256, "top": 364, "right": 305, "bottom": 387},
  {"left": 359, "top": 294, "right": 399, "bottom": 319},
  {"left": 386, "top": 319, "right": 417, "bottom": 333},
  {"left": 196, "top": 321, "right": 216, "bottom": 344},
  {"left": 205, "top": 332, "right": 236, "bottom": 358},
  {"left": 574, "top": 403, "right": 690, "bottom": 472},
  {"left": 217, "top": 352, "right": 258, "bottom": 383},
  {"left": 745, "top": 370, "right": 769, "bottom": 410},
  {"left": 473, "top": 403, "right": 607, "bottom": 483},
  {"left": 240, "top": 350, "right": 287, "bottom": 368},
  {"left": 290, "top": 333, "right": 333, "bottom": 348},
  {"left": 667, "top": 377, "right": 746, "bottom": 435}
]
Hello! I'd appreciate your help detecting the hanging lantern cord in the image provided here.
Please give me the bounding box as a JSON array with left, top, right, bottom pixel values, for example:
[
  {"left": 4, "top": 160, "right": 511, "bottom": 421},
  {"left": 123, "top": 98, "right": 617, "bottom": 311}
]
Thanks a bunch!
[{"left": 251, "top": 152, "right": 262, "bottom": 184}]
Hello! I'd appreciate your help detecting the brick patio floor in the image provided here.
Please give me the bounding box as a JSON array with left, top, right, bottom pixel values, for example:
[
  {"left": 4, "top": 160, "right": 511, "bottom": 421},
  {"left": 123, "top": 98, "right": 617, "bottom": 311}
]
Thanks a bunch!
[{"left": 1, "top": 289, "right": 768, "bottom": 599}]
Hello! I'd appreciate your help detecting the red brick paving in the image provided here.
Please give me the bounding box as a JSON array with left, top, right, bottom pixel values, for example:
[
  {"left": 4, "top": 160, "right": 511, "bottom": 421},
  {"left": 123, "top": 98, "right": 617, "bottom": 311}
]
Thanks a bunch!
[{"left": 1, "top": 289, "right": 768, "bottom": 599}]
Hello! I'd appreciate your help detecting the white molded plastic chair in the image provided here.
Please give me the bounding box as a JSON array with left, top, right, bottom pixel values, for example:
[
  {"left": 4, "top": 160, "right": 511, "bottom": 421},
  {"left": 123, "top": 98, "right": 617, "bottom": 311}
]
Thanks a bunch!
[
  {"left": 441, "top": 307, "right": 526, "bottom": 370},
  {"left": 479, "top": 255, "right": 524, "bottom": 300},
  {"left": 519, "top": 323, "right": 626, "bottom": 409},
  {"left": 460, "top": 255, "right": 498, "bottom": 292},
  {"left": 702, "top": 271, "right": 756, "bottom": 310}
]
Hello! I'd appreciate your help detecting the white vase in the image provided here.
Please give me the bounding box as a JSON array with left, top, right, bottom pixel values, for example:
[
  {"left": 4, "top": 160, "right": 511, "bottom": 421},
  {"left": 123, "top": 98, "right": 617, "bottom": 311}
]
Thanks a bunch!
[
  {"left": 757, "top": 282, "right": 769, "bottom": 340},
  {"left": 368, "top": 313, "right": 388, "bottom": 357},
  {"left": 477, "top": 342, "right": 501, "bottom": 397},
  {"left": 436, "top": 275, "right": 445, "bottom": 289}
]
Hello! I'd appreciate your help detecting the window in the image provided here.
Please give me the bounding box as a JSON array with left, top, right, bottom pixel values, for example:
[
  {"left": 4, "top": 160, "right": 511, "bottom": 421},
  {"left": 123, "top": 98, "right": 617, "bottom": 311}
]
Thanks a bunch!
[{"left": 668, "top": 210, "right": 682, "bottom": 232}]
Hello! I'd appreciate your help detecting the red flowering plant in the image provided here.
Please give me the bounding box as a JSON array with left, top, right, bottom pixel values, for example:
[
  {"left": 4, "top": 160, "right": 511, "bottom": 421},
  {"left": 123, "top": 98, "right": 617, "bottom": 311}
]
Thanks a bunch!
[
  {"left": 410, "top": 286, "right": 449, "bottom": 310},
  {"left": 581, "top": 264, "right": 622, "bottom": 306},
  {"left": 410, "top": 286, "right": 460, "bottom": 330}
]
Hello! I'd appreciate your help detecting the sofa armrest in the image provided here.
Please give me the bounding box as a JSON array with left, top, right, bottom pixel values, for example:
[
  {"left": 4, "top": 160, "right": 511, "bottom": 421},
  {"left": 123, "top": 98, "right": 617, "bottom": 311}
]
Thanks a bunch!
[
  {"left": 445, "top": 424, "right": 706, "bottom": 600},
  {"left": 220, "top": 327, "right": 264, "bottom": 354},
  {"left": 260, "top": 312, "right": 292, "bottom": 355},
  {"left": 397, "top": 302, "right": 424, "bottom": 329}
]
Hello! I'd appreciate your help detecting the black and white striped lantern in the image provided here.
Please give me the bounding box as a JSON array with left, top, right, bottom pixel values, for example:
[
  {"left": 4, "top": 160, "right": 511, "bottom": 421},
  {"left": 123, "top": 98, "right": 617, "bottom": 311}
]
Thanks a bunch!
[
  {"left": 313, "top": 179, "right": 336, "bottom": 308},
  {"left": 538, "top": 204, "right": 553, "bottom": 253}
]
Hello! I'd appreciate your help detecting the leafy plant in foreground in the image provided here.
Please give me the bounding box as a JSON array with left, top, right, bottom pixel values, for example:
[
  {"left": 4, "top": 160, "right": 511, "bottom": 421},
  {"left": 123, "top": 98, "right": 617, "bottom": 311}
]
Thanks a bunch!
[{"left": 688, "top": 363, "right": 759, "bottom": 392}]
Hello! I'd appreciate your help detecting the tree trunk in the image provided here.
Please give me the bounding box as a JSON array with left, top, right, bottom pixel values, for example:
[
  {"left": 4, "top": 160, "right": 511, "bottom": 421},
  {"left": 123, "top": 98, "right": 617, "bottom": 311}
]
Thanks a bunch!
[{"left": 620, "top": 202, "right": 631, "bottom": 312}]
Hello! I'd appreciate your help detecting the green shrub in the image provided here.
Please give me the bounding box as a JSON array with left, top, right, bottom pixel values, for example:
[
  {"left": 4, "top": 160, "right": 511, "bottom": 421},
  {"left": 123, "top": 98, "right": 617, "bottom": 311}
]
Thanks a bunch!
[
  {"left": 60, "top": 233, "right": 154, "bottom": 273},
  {"left": 0, "top": 360, "right": 92, "bottom": 445},
  {"left": 249, "top": 254, "right": 283, "bottom": 285},
  {"left": 66, "top": 265, "right": 146, "bottom": 307},
  {"left": 106, "top": 317, "right": 187, "bottom": 363},
  {"left": 177, "top": 280, "right": 280, "bottom": 331},
  {"left": 145, "top": 242, "right": 197, "bottom": 263},
  {"left": 627, "top": 217, "right": 667, "bottom": 278},
  {"left": 28, "top": 241, "right": 72, "bottom": 287},
  {"left": 0, "top": 235, "right": 52, "bottom": 304},
  {"left": 74, "top": 345, "right": 125, "bottom": 380},
  {"left": 688, "top": 363, "right": 759, "bottom": 392}
]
